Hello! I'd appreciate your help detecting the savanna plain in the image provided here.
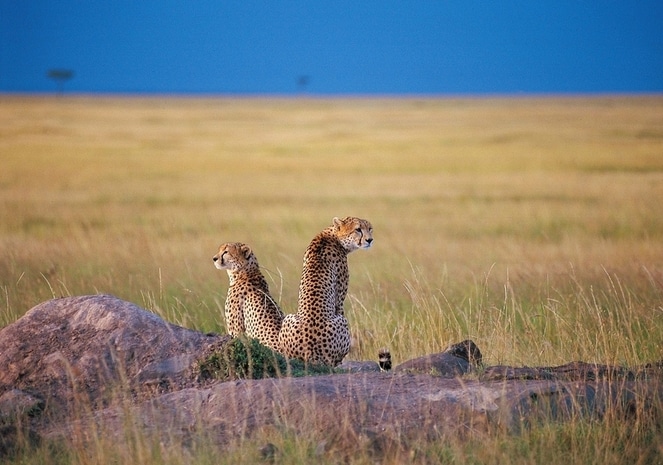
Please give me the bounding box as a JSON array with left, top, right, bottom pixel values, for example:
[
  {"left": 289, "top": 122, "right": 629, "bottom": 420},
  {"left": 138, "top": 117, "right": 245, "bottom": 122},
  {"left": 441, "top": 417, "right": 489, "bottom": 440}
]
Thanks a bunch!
[{"left": 1, "top": 95, "right": 662, "bottom": 464}]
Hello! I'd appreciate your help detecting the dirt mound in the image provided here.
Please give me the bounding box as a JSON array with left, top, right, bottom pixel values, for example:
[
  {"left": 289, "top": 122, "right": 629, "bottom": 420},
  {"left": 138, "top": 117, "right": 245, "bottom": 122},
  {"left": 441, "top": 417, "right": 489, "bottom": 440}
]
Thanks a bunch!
[{"left": 1, "top": 295, "right": 661, "bottom": 454}]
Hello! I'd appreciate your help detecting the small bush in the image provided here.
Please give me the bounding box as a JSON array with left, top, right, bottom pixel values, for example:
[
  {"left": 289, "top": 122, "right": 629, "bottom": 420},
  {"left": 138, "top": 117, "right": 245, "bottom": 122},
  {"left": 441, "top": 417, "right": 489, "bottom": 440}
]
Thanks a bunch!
[{"left": 198, "top": 337, "right": 335, "bottom": 381}]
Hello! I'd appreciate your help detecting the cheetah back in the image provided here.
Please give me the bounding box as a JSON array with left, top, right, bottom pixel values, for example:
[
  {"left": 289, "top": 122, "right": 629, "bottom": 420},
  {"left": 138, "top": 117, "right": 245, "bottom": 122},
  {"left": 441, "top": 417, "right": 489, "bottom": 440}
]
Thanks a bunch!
[{"left": 213, "top": 242, "right": 284, "bottom": 351}]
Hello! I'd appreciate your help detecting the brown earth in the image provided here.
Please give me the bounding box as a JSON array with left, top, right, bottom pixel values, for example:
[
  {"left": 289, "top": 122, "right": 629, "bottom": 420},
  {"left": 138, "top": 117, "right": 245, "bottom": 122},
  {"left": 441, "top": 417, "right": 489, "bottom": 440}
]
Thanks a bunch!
[{"left": 1, "top": 295, "right": 661, "bottom": 455}]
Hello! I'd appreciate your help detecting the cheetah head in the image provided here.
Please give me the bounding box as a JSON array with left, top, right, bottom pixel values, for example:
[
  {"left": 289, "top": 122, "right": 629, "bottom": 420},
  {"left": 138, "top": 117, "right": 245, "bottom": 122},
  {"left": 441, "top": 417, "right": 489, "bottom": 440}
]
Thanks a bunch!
[
  {"left": 332, "top": 216, "right": 373, "bottom": 252},
  {"left": 212, "top": 242, "right": 255, "bottom": 272}
]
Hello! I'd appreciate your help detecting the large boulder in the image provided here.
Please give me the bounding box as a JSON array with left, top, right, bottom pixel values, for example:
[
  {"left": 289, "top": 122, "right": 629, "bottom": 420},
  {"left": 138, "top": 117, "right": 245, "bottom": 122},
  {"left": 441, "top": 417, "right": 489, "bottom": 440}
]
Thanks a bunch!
[{"left": 0, "top": 294, "right": 228, "bottom": 416}]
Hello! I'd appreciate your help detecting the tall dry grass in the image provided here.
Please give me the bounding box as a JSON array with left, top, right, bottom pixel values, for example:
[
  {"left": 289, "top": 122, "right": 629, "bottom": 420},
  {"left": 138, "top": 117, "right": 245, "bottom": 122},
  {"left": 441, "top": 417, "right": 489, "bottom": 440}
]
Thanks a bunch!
[{"left": 1, "top": 95, "right": 662, "bottom": 463}]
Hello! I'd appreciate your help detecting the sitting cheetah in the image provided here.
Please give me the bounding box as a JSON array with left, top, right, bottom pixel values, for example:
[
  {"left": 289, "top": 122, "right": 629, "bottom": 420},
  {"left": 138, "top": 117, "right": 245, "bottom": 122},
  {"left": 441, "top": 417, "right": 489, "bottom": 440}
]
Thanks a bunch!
[
  {"left": 278, "top": 217, "right": 373, "bottom": 366},
  {"left": 213, "top": 242, "right": 284, "bottom": 352}
]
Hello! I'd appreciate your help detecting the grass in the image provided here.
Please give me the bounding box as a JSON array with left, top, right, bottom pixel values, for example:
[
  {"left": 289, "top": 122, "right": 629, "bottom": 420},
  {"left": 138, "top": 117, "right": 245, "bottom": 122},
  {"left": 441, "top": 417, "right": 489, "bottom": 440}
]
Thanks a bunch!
[
  {"left": 1, "top": 95, "right": 662, "bottom": 463},
  {"left": 197, "top": 336, "right": 335, "bottom": 380}
]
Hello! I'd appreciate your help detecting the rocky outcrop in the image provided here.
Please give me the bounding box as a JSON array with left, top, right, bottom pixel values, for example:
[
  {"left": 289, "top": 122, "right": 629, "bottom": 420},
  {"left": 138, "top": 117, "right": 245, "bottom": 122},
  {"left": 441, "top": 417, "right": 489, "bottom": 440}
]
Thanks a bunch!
[
  {"left": 0, "top": 294, "right": 228, "bottom": 418},
  {"left": 72, "top": 369, "right": 660, "bottom": 448},
  {"left": 0, "top": 295, "right": 661, "bottom": 453},
  {"left": 393, "top": 339, "right": 482, "bottom": 376}
]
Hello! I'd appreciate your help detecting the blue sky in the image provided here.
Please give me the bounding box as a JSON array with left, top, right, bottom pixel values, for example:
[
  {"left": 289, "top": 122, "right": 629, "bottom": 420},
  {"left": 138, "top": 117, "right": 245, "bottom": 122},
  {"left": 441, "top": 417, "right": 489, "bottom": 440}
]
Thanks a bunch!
[{"left": 1, "top": 1, "right": 662, "bottom": 94}]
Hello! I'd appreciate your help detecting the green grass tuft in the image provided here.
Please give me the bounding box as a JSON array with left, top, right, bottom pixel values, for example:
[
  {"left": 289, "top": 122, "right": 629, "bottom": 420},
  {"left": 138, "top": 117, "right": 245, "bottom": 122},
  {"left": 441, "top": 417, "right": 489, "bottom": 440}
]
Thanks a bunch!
[{"left": 198, "top": 337, "right": 336, "bottom": 381}]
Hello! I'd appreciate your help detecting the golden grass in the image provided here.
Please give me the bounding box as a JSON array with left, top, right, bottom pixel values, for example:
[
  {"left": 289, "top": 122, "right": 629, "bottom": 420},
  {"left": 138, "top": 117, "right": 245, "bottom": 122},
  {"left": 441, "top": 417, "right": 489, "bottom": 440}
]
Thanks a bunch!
[
  {"left": 1, "top": 95, "right": 662, "bottom": 463},
  {"left": 2, "top": 95, "right": 663, "bottom": 366}
]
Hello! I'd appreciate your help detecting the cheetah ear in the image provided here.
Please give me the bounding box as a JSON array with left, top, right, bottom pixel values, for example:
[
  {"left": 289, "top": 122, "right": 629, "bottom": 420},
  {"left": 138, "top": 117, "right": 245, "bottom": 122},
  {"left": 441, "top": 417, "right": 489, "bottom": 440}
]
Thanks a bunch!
[
  {"left": 240, "top": 244, "right": 252, "bottom": 259},
  {"left": 332, "top": 217, "right": 343, "bottom": 228}
]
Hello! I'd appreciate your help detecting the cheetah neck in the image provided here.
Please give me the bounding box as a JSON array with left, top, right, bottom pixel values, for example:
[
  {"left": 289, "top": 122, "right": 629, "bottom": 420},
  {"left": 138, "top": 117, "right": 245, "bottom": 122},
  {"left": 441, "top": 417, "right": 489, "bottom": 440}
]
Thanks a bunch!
[
  {"left": 228, "top": 267, "right": 270, "bottom": 291},
  {"left": 318, "top": 230, "right": 351, "bottom": 254}
]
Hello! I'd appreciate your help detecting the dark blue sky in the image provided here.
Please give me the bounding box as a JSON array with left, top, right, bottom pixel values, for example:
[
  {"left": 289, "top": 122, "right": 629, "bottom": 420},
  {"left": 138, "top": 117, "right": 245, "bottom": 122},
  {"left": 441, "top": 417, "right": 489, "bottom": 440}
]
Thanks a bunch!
[{"left": 2, "top": 1, "right": 662, "bottom": 95}]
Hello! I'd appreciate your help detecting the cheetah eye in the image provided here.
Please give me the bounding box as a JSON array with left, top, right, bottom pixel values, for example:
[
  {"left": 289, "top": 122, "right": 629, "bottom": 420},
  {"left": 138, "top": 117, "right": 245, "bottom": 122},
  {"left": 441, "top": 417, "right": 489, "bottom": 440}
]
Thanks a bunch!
[{"left": 355, "top": 227, "right": 362, "bottom": 233}]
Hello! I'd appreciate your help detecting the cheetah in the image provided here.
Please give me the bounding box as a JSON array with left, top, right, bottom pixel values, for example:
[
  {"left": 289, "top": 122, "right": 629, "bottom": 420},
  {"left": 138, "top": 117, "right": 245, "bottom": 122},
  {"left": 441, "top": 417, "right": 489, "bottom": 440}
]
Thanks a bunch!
[
  {"left": 212, "top": 242, "right": 284, "bottom": 352},
  {"left": 278, "top": 216, "right": 373, "bottom": 366}
]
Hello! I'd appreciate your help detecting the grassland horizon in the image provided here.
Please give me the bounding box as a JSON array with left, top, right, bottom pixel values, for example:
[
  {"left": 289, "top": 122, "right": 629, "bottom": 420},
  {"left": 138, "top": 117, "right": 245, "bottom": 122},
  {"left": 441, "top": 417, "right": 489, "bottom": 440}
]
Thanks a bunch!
[{"left": 1, "top": 95, "right": 662, "bottom": 463}]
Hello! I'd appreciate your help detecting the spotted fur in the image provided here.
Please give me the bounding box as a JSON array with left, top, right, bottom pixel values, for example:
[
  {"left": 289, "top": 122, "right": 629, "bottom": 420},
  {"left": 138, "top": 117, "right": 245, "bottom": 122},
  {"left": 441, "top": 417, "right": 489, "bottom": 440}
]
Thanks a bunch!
[
  {"left": 213, "top": 242, "right": 284, "bottom": 351},
  {"left": 278, "top": 217, "right": 373, "bottom": 366}
]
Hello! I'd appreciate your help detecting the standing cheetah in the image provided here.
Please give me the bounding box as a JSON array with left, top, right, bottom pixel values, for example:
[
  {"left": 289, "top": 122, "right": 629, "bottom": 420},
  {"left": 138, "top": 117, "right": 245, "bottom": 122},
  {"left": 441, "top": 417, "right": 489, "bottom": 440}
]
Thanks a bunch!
[
  {"left": 213, "top": 242, "right": 284, "bottom": 351},
  {"left": 278, "top": 217, "right": 373, "bottom": 366}
]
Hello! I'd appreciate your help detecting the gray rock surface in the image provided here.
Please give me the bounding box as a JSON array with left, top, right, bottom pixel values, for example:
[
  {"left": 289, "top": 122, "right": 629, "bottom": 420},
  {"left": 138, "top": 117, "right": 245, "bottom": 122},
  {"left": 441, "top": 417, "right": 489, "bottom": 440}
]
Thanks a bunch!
[
  {"left": 0, "top": 294, "right": 228, "bottom": 416},
  {"left": 0, "top": 389, "right": 44, "bottom": 419},
  {"left": 53, "top": 369, "right": 661, "bottom": 449},
  {"left": 393, "top": 339, "right": 482, "bottom": 376}
]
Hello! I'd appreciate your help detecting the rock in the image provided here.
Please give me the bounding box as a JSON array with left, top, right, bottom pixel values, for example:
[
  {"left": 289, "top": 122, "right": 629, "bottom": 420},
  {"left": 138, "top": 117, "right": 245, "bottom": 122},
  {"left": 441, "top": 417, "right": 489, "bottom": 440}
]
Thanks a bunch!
[
  {"left": 480, "top": 361, "right": 659, "bottom": 382},
  {"left": 443, "top": 339, "right": 483, "bottom": 365},
  {"left": 0, "top": 424, "right": 41, "bottom": 459},
  {"left": 137, "top": 354, "right": 198, "bottom": 385},
  {"left": 0, "top": 294, "right": 229, "bottom": 416},
  {"left": 259, "top": 442, "right": 278, "bottom": 462},
  {"left": 0, "top": 389, "right": 44, "bottom": 419},
  {"left": 393, "top": 340, "right": 482, "bottom": 376},
  {"left": 338, "top": 360, "right": 381, "bottom": 373},
  {"left": 50, "top": 370, "right": 662, "bottom": 448}
]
